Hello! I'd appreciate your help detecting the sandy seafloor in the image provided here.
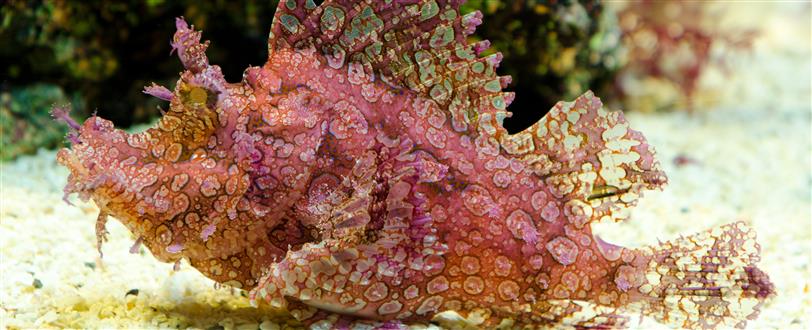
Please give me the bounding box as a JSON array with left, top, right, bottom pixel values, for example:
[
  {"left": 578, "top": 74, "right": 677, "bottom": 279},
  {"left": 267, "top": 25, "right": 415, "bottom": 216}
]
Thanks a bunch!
[{"left": 2, "top": 3, "right": 811, "bottom": 330}]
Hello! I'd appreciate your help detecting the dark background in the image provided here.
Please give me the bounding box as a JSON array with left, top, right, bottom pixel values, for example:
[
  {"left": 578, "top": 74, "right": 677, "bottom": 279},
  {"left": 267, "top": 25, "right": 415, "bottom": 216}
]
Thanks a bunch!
[{"left": 6, "top": 0, "right": 737, "bottom": 160}]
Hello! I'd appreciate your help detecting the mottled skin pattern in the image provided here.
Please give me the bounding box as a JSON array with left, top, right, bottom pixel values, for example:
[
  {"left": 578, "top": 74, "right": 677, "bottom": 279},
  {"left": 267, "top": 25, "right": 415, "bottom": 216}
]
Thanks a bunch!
[{"left": 54, "top": 1, "right": 774, "bottom": 329}]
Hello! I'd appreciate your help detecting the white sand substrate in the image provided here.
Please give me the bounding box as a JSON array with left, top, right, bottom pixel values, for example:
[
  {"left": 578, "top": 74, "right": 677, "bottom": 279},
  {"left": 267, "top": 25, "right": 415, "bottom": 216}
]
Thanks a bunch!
[{"left": 1, "top": 104, "right": 809, "bottom": 330}]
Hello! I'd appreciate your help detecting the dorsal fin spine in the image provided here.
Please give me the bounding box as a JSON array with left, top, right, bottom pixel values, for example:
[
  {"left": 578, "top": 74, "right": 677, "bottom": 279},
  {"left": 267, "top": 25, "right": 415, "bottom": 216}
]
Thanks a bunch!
[{"left": 267, "top": 1, "right": 510, "bottom": 136}]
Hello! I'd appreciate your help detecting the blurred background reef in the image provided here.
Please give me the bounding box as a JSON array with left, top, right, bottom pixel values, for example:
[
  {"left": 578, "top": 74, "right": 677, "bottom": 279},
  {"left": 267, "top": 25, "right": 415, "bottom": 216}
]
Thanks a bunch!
[{"left": 1, "top": 0, "right": 756, "bottom": 160}]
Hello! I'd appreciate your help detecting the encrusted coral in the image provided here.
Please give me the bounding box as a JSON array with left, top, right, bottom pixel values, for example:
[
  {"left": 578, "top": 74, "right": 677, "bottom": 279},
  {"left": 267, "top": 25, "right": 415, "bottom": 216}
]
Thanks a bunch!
[
  {"left": 54, "top": 1, "right": 773, "bottom": 328},
  {"left": 0, "top": 84, "right": 80, "bottom": 160}
]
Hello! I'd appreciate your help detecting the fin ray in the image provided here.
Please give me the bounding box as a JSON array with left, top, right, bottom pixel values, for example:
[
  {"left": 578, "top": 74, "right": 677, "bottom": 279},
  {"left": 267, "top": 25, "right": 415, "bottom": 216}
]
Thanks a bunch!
[
  {"left": 633, "top": 222, "right": 775, "bottom": 329},
  {"left": 505, "top": 92, "right": 667, "bottom": 226}
]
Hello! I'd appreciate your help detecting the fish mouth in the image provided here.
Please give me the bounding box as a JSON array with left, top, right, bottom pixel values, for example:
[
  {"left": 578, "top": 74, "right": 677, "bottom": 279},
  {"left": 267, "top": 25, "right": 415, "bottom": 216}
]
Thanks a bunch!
[
  {"left": 55, "top": 113, "right": 126, "bottom": 207},
  {"left": 54, "top": 111, "right": 171, "bottom": 201},
  {"left": 52, "top": 103, "right": 255, "bottom": 260},
  {"left": 53, "top": 111, "right": 161, "bottom": 260},
  {"left": 57, "top": 123, "right": 203, "bottom": 267},
  {"left": 58, "top": 147, "right": 111, "bottom": 206},
  {"left": 54, "top": 109, "right": 182, "bottom": 250}
]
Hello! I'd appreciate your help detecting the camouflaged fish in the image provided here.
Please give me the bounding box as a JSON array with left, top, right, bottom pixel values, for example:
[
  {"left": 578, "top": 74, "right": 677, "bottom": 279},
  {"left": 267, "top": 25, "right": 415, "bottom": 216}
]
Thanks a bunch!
[{"left": 53, "top": 0, "right": 774, "bottom": 328}]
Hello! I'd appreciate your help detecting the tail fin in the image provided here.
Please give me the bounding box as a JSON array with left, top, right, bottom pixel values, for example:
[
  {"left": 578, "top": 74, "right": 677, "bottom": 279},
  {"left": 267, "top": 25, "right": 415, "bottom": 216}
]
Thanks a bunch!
[{"left": 634, "top": 222, "right": 775, "bottom": 329}]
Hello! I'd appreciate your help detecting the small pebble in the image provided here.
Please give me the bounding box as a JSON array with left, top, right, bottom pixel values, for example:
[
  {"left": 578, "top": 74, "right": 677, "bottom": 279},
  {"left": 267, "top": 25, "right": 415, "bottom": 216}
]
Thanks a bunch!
[
  {"left": 236, "top": 323, "right": 259, "bottom": 330},
  {"left": 259, "top": 321, "right": 280, "bottom": 330}
]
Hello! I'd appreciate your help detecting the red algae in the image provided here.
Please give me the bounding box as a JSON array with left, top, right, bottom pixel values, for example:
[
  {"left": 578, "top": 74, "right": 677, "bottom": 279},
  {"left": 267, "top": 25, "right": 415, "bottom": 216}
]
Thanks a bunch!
[{"left": 54, "top": 1, "right": 774, "bottom": 328}]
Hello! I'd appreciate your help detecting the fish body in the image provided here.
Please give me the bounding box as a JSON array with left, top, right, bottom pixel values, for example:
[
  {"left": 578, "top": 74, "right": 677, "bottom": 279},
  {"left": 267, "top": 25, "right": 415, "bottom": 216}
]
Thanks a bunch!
[{"left": 54, "top": 1, "right": 773, "bottom": 328}]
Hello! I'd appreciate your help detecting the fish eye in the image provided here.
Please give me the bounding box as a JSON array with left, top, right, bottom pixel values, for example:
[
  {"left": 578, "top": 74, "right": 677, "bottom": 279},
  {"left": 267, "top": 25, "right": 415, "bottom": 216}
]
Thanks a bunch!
[{"left": 189, "top": 86, "right": 208, "bottom": 105}]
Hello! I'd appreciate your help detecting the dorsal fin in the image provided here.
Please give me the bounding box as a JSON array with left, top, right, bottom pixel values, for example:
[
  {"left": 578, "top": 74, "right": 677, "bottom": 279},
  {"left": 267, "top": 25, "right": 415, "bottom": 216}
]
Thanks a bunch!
[{"left": 267, "top": 0, "right": 514, "bottom": 137}]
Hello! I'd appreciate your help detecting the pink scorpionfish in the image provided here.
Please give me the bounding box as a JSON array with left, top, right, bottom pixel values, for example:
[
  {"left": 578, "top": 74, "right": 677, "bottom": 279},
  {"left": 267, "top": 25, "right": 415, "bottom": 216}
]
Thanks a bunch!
[{"left": 54, "top": 1, "right": 774, "bottom": 328}]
